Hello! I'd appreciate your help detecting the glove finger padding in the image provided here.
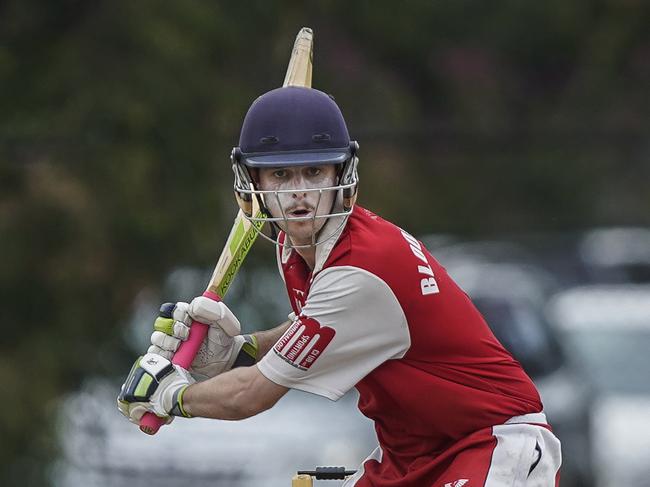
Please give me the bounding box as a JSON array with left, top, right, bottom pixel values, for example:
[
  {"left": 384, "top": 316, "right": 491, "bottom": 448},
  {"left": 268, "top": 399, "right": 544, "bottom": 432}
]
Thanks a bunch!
[
  {"left": 147, "top": 344, "right": 174, "bottom": 361},
  {"left": 188, "top": 296, "right": 240, "bottom": 337},
  {"left": 117, "top": 400, "right": 172, "bottom": 426},
  {"left": 153, "top": 317, "right": 190, "bottom": 340},
  {"left": 171, "top": 302, "right": 191, "bottom": 325},
  {"left": 150, "top": 303, "right": 190, "bottom": 357},
  {"left": 150, "top": 330, "right": 182, "bottom": 353},
  {"left": 160, "top": 301, "right": 190, "bottom": 321},
  {"left": 155, "top": 304, "right": 191, "bottom": 340}
]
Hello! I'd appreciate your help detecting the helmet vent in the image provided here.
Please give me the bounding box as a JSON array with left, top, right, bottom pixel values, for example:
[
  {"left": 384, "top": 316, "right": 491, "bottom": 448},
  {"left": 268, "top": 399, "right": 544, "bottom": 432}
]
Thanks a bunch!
[
  {"left": 312, "top": 133, "right": 331, "bottom": 142},
  {"left": 260, "top": 136, "right": 279, "bottom": 145}
]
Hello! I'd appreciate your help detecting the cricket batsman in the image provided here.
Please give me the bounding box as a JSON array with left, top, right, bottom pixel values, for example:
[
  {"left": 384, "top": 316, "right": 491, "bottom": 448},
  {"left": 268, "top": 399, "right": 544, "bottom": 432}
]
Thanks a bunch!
[{"left": 117, "top": 86, "right": 562, "bottom": 485}]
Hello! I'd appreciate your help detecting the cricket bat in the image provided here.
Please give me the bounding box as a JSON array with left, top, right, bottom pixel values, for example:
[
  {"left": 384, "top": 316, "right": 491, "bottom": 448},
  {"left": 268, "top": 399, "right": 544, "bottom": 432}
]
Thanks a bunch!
[{"left": 139, "top": 27, "right": 314, "bottom": 435}]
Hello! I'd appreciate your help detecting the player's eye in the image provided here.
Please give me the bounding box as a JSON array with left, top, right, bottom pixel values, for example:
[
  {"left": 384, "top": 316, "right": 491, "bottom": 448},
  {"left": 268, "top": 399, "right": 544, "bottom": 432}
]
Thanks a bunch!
[
  {"left": 272, "top": 169, "right": 287, "bottom": 178},
  {"left": 305, "top": 167, "right": 321, "bottom": 177}
]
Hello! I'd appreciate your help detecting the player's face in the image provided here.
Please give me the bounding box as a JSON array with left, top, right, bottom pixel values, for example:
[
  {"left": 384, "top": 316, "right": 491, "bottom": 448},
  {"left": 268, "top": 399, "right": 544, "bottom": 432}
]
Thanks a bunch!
[{"left": 257, "top": 165, "right": 338, "bottom": 245}]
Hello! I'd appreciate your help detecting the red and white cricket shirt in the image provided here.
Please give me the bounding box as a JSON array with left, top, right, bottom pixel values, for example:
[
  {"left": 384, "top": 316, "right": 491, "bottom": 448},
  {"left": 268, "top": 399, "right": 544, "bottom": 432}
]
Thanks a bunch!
[{"left": 257, "top": 206, "right": 548, "bottom": 486}]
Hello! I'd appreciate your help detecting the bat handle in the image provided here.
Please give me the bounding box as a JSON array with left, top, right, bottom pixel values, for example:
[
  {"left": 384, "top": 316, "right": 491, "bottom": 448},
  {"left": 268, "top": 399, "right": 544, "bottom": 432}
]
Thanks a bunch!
[{"left": 139, "top": 290, "right": 222, "bottom": 435}]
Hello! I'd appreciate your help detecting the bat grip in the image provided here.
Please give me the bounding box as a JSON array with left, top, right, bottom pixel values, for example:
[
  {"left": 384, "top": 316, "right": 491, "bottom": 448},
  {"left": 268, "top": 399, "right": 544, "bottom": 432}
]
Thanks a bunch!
[{"left": 139, "top": 290, "right": 222, "bottom": 435}]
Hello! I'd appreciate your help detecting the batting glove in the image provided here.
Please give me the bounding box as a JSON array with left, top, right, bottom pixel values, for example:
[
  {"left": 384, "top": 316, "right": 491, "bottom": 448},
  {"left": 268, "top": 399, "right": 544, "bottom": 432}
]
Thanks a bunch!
[
  {"left": 117, "top": 353, "right": 195, "bottom": 425},
  {"left": 148, "top": 297, "right": 258, "bottom": 380}
]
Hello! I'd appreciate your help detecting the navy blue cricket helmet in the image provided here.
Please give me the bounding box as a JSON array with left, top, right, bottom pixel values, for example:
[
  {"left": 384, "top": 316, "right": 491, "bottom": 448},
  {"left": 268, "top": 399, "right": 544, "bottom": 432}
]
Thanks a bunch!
[{"left": 235, "top": 86, "right": 356, "bottom": 167}]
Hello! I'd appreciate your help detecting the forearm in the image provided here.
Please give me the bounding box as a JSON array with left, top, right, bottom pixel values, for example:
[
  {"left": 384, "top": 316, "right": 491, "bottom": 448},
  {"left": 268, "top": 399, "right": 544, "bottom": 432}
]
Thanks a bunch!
[
  {"left": 252, "top": 320, "right": 292, "bottom": 360},
  {"left": 183, "top": 367, "right": 254, "bottom": 420},
  {"left": 183, "top": 365, "right": 284, "bottom": 420}
]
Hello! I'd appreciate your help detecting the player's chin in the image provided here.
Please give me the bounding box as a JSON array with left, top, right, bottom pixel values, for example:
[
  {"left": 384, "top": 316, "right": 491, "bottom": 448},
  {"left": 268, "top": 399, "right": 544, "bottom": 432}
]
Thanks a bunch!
[{"left": 286, "top": 221, "right": 323, "bottom": 244}]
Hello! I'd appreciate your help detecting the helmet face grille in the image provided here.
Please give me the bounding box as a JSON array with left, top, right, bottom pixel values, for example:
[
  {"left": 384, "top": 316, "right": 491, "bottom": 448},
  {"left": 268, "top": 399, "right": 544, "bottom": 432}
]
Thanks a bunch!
[{"left": 231, "top": 145, "right": 360, "bottom": 249}]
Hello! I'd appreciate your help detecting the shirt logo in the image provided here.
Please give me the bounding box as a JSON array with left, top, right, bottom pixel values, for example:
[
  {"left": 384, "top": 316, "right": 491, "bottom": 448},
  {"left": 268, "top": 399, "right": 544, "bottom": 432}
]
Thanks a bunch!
[
  {"left": 292, "top": 288, "right": 306, "bottom": 313},
  {"left": 444, "top": 480, "right": 469, "bottom": 487},
  {"left": 274, "top": 316, "right": 335, "bottom": 370},
  {"left": 401, "top": 229, "right": 440, "bottom": 296}
]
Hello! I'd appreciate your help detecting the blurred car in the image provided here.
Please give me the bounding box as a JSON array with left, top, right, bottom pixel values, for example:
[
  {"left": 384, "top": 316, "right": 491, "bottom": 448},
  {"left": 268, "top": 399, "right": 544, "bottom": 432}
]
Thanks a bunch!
[
  {"left": 492, "top": 227, "right": 650, "bottom": 288},
  {"left": 548, "top": 284, "right": 650, "bottom": 487},
  {"left": 423, "top": 238, "right": 548, "bottom": 271},
  {"left": 436, "top": 251, "right": 595, "bottom": 487},
  {"left": 578, "top": 227, "right": 650, "bottom": 284},
  {"left": 54, "top": 379, "right": 377, "bottom": 487}
]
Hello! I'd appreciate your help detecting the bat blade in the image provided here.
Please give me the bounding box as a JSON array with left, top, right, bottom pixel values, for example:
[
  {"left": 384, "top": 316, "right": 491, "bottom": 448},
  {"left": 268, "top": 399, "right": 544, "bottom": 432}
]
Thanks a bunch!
[
  {"left": 209, "top": 201, "right": 265, "bottom": 298},
  {"left": 139, "top": 27, "right": 314, "bottom": 435},
  {"left": 283, "top": 27, "right": 314, "bottom": 88}
]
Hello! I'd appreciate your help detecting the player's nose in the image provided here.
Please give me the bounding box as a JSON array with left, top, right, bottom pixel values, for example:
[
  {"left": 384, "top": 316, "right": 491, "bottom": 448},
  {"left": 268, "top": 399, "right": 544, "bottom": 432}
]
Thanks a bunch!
[{"left": 290, "top": 174, "right": 309, "bottom": 198}]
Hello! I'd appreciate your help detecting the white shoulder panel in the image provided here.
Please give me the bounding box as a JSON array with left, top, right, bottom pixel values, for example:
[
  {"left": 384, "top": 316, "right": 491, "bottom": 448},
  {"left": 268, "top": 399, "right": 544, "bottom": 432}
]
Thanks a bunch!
[{"left": 257, "top": 266, "right": 411, "bottom": 400}]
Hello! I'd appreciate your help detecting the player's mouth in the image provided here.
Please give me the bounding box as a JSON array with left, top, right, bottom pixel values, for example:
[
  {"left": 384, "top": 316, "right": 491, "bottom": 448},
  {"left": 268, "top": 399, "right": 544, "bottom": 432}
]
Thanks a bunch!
[{"left": 287, "top": 207, "right": 314, "bottom": 218}]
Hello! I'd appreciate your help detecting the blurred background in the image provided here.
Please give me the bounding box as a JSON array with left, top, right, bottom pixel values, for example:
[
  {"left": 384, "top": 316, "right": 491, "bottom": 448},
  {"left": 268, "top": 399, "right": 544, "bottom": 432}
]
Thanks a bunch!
[{"left": 1, "top": 1, "right": 649, "bottom": 486}]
